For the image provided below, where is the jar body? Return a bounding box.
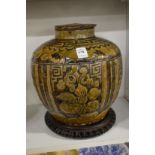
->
[31,24,122,126]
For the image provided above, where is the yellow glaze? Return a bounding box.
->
[31,23,122,126]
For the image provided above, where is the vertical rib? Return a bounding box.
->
[104,61,111,109]
[40,65,49,107]
[108,60,116,106]
[46,65,58,112]
[33,63,46,105]
[112,57,122,102]
[100,61,108,109]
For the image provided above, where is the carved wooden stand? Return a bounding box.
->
[45,108,116,139]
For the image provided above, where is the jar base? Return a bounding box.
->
[45,108,116,139]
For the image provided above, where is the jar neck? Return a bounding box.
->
[55,28,95,39]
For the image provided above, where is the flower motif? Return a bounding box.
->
[69,84,76,93]
[64,74,76,87]
[86,78,94,87]
[79,74,94,87]
[80,75,88,85]
[88,88,101,101]
[56,92,76,103]
[75,84,88,97]
[57,66,102,115]
[71,65,78,73]
[73,72,80,82]
[56,80,66,91]
[86,100,99,113]
[93,80,99,87]
[79,67,88,75]
[75,84,88,106]
[59,102,81,114]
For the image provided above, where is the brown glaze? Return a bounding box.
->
[31,23,122,126]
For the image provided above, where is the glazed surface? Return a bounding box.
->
[31,27,122,126]
[32,37,121,63]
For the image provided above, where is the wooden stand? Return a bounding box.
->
[45,108,116,139]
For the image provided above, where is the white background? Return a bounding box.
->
[0,0,155,155]
[27,0,127,36]
[26,1,129,151]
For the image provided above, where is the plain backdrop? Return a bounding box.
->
[0,0,155,155]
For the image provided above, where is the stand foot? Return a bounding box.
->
[45,108,116,139]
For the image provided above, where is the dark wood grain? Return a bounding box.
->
[45,108,116,139]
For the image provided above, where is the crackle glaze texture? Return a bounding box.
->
[31,23,122,126]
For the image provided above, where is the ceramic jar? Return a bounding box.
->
[31,23,122,126]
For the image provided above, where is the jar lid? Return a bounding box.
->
[55,23,96,31]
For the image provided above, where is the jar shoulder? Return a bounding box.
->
[32,37,121,64]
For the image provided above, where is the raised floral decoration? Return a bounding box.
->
[56,66,101,115]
